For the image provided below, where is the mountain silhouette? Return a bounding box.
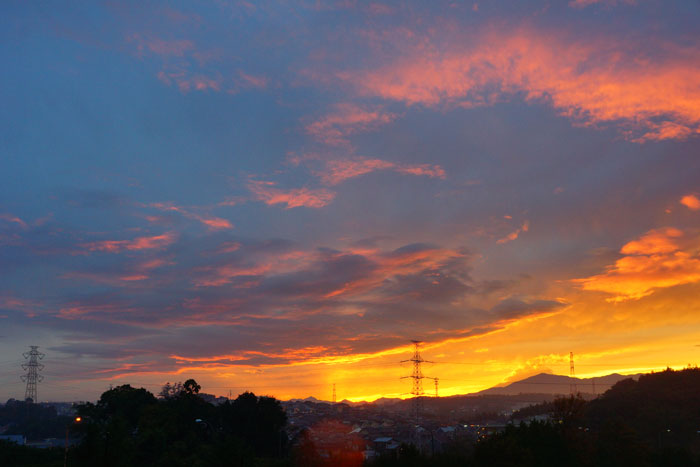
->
[476,372,640,396]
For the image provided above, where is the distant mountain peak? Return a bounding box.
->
[477,372,641,396]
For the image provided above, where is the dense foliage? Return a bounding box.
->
[71,380,287,467]
[0,440,63,467]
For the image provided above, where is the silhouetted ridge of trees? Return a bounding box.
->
[585,367,700,446]
[72,380,288,467]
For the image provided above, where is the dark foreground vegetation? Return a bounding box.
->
[73,379,287,466]
[2,368,700,466]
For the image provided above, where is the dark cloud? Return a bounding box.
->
[6,227,557,372]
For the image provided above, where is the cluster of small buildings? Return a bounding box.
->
[282,399,499,461]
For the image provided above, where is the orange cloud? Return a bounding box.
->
[574,228,700,301]
[394,164,446,178]
[497,220,530,244]
[317,157,445,185]
[82,232,176,253]
[680,194,700,211]
[248,180,335,208]
[305,103,397,146]
[619,227,682,255]
[345,26,700,142]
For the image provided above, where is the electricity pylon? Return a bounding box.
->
[569,351,576,395]
[21,346,44,403]
[401,341,436,423]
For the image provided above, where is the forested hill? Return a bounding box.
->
[584,367,700,445]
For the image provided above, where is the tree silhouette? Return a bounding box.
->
[183,379,201,395]
[71,380,287,466]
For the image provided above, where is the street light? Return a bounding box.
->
[64,416,82,467]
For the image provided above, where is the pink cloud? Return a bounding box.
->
[159,72,221,93]
[200,217,234,230]
[305,103,397,146]
[146,38,194,57]
[315,157,446,185]
[368,3,393,15]
[128,34,194,57]
[57,303,138,320]
[344,26,700,142]
[0,213,27,228]
[61,258,170,285]
[395,164,446,179]
[319,158,395,184]
[248,180,336,208]
[322,244,468,299]
[0,296,43,317]
[193,242,466,299]
[149,203,233,230]
[238,71,268,89]
[194,249,316,287]
[569,0,637,8]
[82,232,176,253]
[217,242,242,253]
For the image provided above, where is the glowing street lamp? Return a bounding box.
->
[64,416,82,467]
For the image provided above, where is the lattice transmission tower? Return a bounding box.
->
[401,340,436,422]
[569,351,576,395]
[21,346,44,403]
[332,383,336,403]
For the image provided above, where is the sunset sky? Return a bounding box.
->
[2,0,700,402]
